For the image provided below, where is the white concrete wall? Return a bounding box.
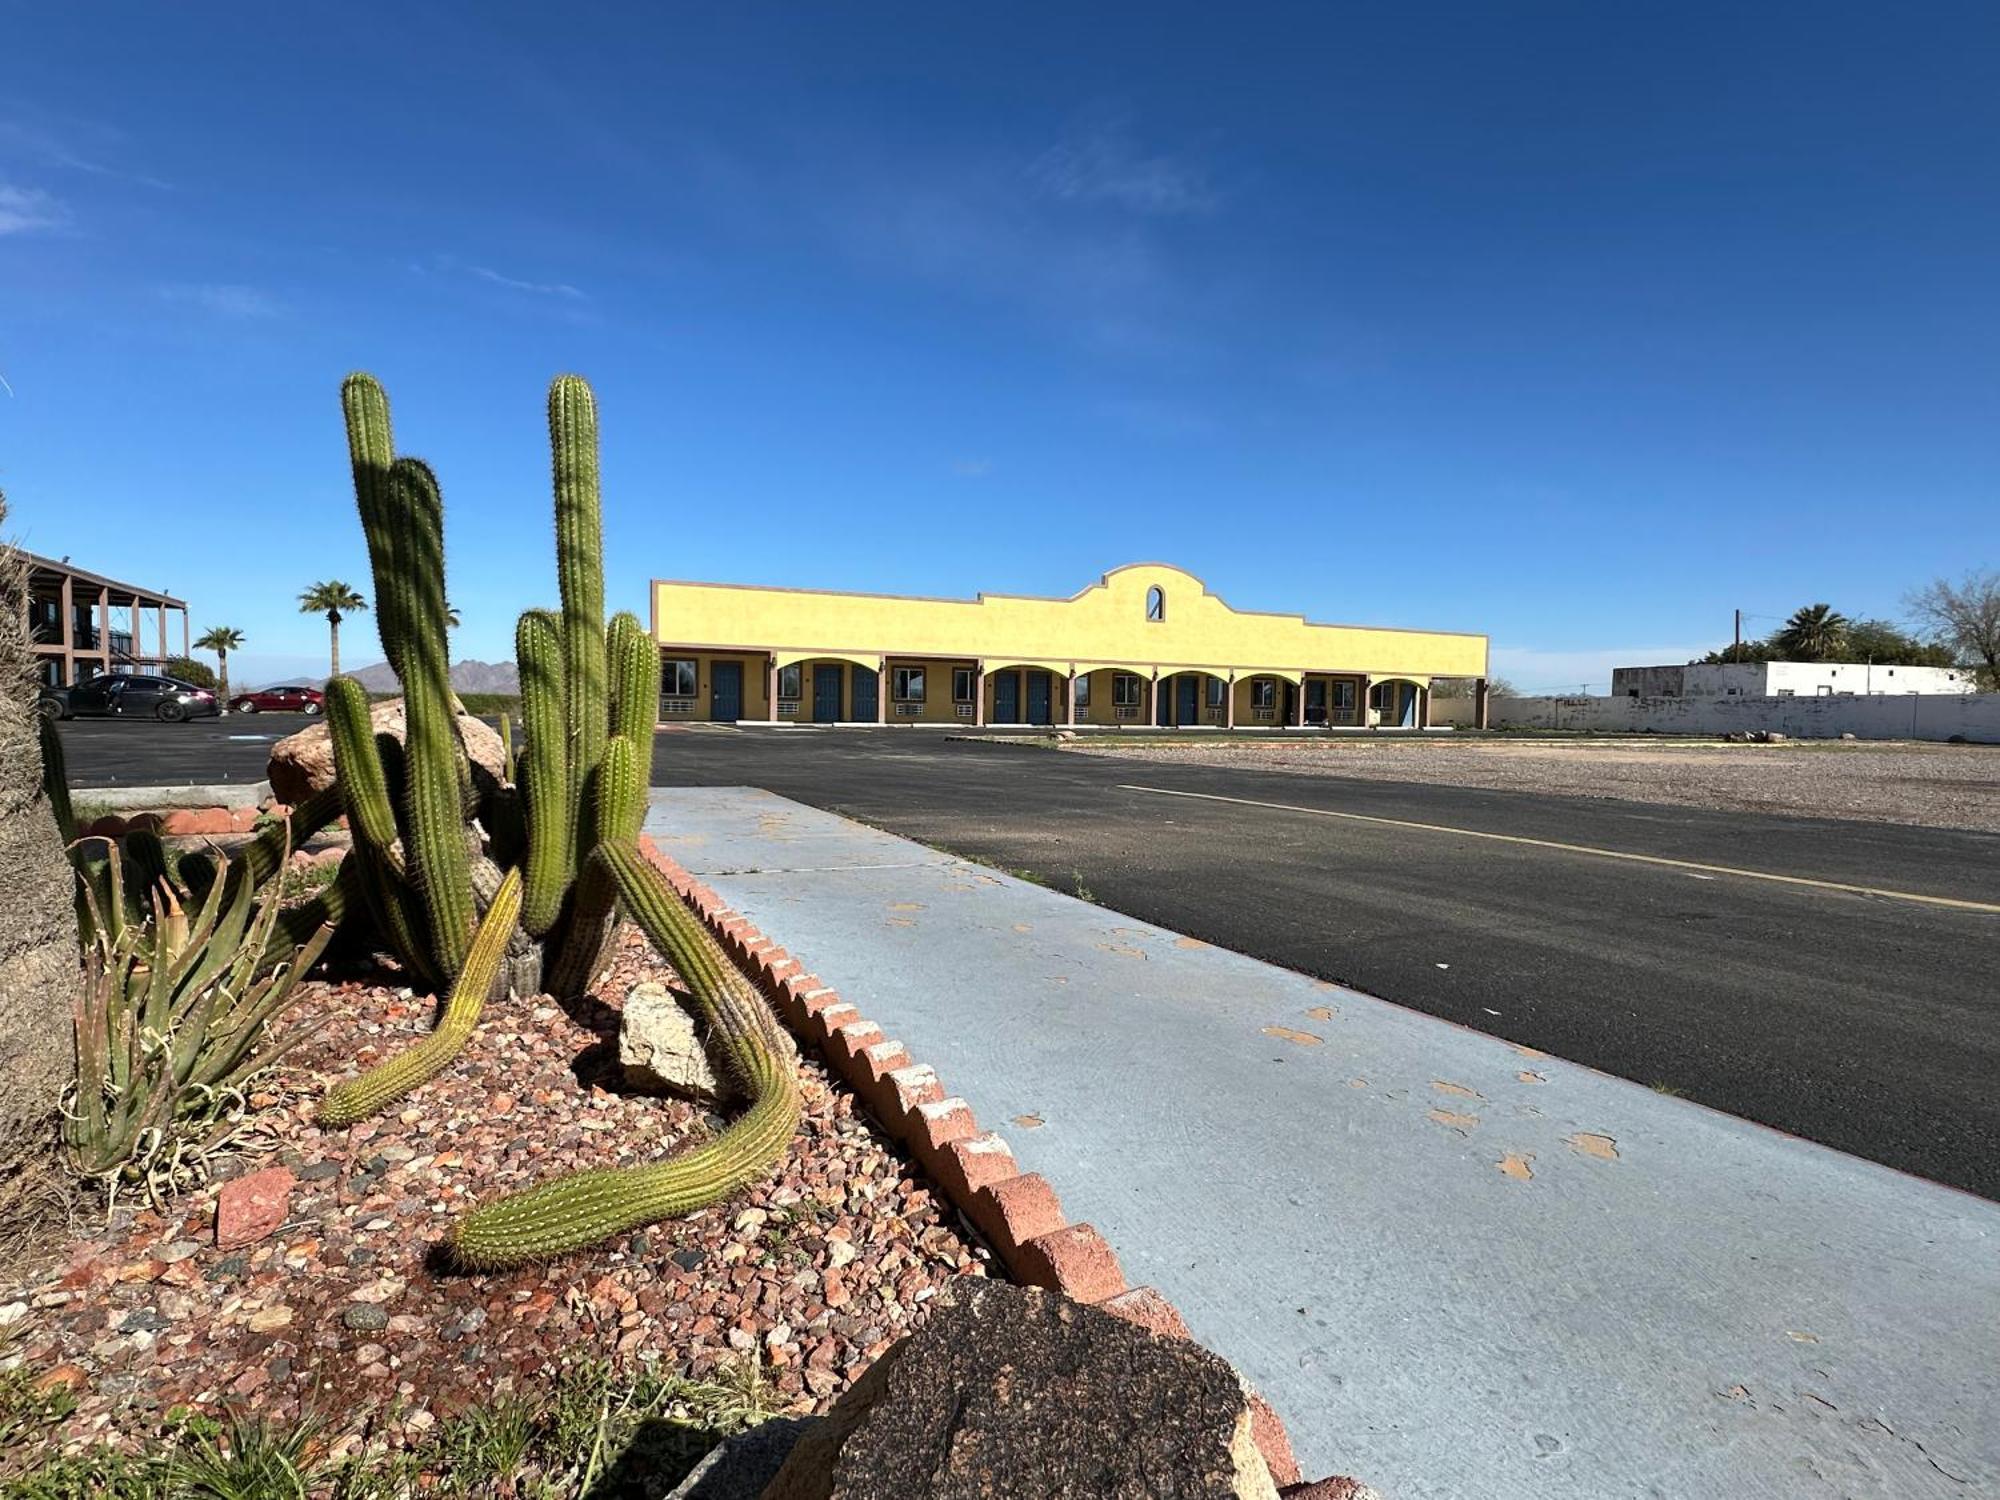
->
[1488,693,2000,743]
[1614,662,1979,698]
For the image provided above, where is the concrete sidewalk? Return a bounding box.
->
[646,787,1999,1500]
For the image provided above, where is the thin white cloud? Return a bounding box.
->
[161,283,283,319]
[468,264,586,300]
[0,183,68,235]
[0,114,172,189]
[951,458,994,479]
[1028,118,1216,217]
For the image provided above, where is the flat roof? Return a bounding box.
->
[18,550,186,608]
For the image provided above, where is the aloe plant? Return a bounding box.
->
[67,841,335,1200]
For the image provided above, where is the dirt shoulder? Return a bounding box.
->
[1065,735,2000,833]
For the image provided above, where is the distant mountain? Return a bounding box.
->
[345,659,520,695]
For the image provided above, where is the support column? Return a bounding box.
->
[1066,670,1077,726]
[181,608,190,660]
[1360,674,1373,729]
[97,588,110,673]
[767,657,779,723]
[1296,673,1308,728]
[131,600,142,665]
[1146,671,1158,728]
[975,661,986,727]
[157,603,168,663]
[1225,673,1236,730]
[1475,677,1491,730]
[877,657,887,725]
[59,574,74,685]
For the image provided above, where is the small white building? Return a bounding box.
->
[1611,661,1979,699]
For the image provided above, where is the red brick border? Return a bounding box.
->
[634,833,1317,1491]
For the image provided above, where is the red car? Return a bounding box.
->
[230,683,325,715]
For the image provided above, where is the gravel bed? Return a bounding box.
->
[1068,737,2000,833]
[0,923,987,1459]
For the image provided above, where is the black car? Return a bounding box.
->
[40,673,221,723]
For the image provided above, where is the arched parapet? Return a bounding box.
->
[773,649,882,672]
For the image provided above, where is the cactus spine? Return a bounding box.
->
[319,867,520,1128]
[452,844,797,1267]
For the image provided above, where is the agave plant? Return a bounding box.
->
[66,839,334,1202]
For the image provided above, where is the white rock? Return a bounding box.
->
[619,981,733,1102]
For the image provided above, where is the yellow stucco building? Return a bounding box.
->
[648,562,1489,730]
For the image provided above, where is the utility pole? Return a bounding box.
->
[1734,608,1742,658]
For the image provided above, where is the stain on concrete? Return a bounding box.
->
[1565,1132,1620,1160]
[1498,1152,1535,1181]
[1305,1005,1337,1022]
[1011,923,1033,934]
[1427,1108,1479,1133]
[1511,1043,1548,1060]
[1787,1331,1820,1344]
[1312,979,1338,992]
[885,916,917,928]
[1517,1070,1546,1085]
[1012,1113,1045,1129]
[1432,1080,1484,1101]
[887,901,926,912]
[1262,1025,1324,1047]
[1098,942,1149,960]
[1174,935,1210,950]
[1347,1078,1368,1088]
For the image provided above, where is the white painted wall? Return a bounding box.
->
[1487,693,2000,743]
[1611,661,1979,698]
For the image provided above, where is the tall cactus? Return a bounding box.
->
[314,371,798,1265]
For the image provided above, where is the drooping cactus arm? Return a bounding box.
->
[318,866,521,1128]
[324,676,401,864]
[450,842,798,1268]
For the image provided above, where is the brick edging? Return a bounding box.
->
[634,834,1309,1490]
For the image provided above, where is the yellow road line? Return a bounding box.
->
[1116,784,2000,915]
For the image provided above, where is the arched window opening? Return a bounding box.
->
[1146,585,1166,622]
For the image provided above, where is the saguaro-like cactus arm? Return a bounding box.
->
[516,607,571,936]
[545,734,650,1000]
[388,457,476,980]
[318,866,521,1128]
[606,611,660,764]
[551,374,607,853]
[450,842,798,1267]
[324,676,402,863]
[342,373,409,676]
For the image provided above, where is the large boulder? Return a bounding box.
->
[620,979,733,1102]
[760,1280,1280,1500]
[266,696,505,806]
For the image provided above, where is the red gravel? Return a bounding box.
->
[1,924,987,1455]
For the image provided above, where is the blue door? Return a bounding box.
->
[851,665,878,722]
[1026,671,1052,725]
[1176,675,1199,726]
[813,665,843,723]
[710,661,742,722]
[993,671,1020,724]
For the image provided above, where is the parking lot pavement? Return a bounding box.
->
[54,716,297,790]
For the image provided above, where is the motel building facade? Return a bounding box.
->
[648,562,1490,731]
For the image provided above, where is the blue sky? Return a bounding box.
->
[3,3,1995,691]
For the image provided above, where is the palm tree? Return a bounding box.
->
[298,581,367,679]
[1773,603,1850,663]
[446,601,461,629]
[192,625,245,708]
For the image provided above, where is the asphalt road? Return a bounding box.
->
[61,718,2000,1198]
